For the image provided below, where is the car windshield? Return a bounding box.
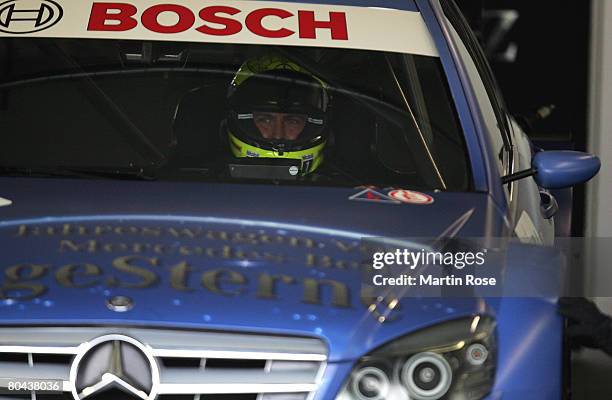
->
[0,39,470,190]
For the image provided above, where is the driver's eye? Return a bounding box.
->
[254,116,272,125]
[284,116,306,126]
[285,118,301,125]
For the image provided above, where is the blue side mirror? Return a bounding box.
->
[532,151,601,189]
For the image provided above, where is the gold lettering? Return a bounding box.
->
[141,227,162,236]
[221,245,233,259]
[4,264,48,281]
[205,230,230,241]
[107,256,159,288]
[305,254,359,270]
[258,234,278,245]
[55,224,88,235]
[234,249,248,260]
[14,225,54,236]
[306,254,333,268]
[59,240,98,253]
[303,278,351,308]
[262,252,285,264]
[232,232,258,244]
[202,269,247,296]
[0,264,49,300]
[15,224,29,237]
[102,242,129,252]
[204,246,239,259]
[152,244,167,254]
[93,225,112,235]
[333,240,360,252]
[168,227,202,239]
[55,264,101,288]
[60,224,74,235]
[131,242,151,253]
[170,261,194,291]
[288,236,315,248]
[333,259,358,270]
[179,246,193,256]
[256,274,295,299]
[112,226,140,235]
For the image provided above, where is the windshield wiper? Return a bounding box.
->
[0,166,158,180]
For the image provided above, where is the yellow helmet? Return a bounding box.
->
[226,55,329,174]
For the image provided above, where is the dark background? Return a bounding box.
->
[457,6,612,399]
[458,0,592,235]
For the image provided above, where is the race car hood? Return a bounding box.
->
[0,178,500,361]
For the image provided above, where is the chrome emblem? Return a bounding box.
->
[70,335,160,400]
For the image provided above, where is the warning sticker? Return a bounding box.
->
[349,188,401,204]
[387,189,434,205]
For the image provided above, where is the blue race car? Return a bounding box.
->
[0,0,600,399]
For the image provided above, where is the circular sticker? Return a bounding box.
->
[388,190,434,205]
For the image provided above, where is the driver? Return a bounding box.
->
[225,55,330,175]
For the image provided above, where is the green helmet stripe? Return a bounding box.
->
[228,131,325,174]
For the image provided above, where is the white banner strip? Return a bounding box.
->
[0,0,439,56]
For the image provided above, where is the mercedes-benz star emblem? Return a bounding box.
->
[70,335,160,400]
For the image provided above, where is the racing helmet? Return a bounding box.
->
[226,55,330,174]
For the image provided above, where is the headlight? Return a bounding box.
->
[336,316,496,400]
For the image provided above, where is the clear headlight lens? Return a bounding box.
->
[336,316,496,400]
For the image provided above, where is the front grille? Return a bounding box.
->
[0,327,327,400]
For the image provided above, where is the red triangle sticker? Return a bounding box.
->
[349,188,401,204]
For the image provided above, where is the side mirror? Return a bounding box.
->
[502,151,601,189]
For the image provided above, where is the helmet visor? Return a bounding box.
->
[228,69,328,152]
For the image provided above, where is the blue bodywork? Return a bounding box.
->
[0,1,575,399]
[533,150,601,189]
[0,180,562,399]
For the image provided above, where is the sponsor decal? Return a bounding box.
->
[349,188,401,204]
[0,255,401,317]
[87,3,348,40]
[387,189,434,205]
[0,197,12,207]
[0,0,63,34]
[301,154,314,171]
[0,0,439,57]
[0,223,404,321]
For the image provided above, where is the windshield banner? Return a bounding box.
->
[0,0,439,56]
